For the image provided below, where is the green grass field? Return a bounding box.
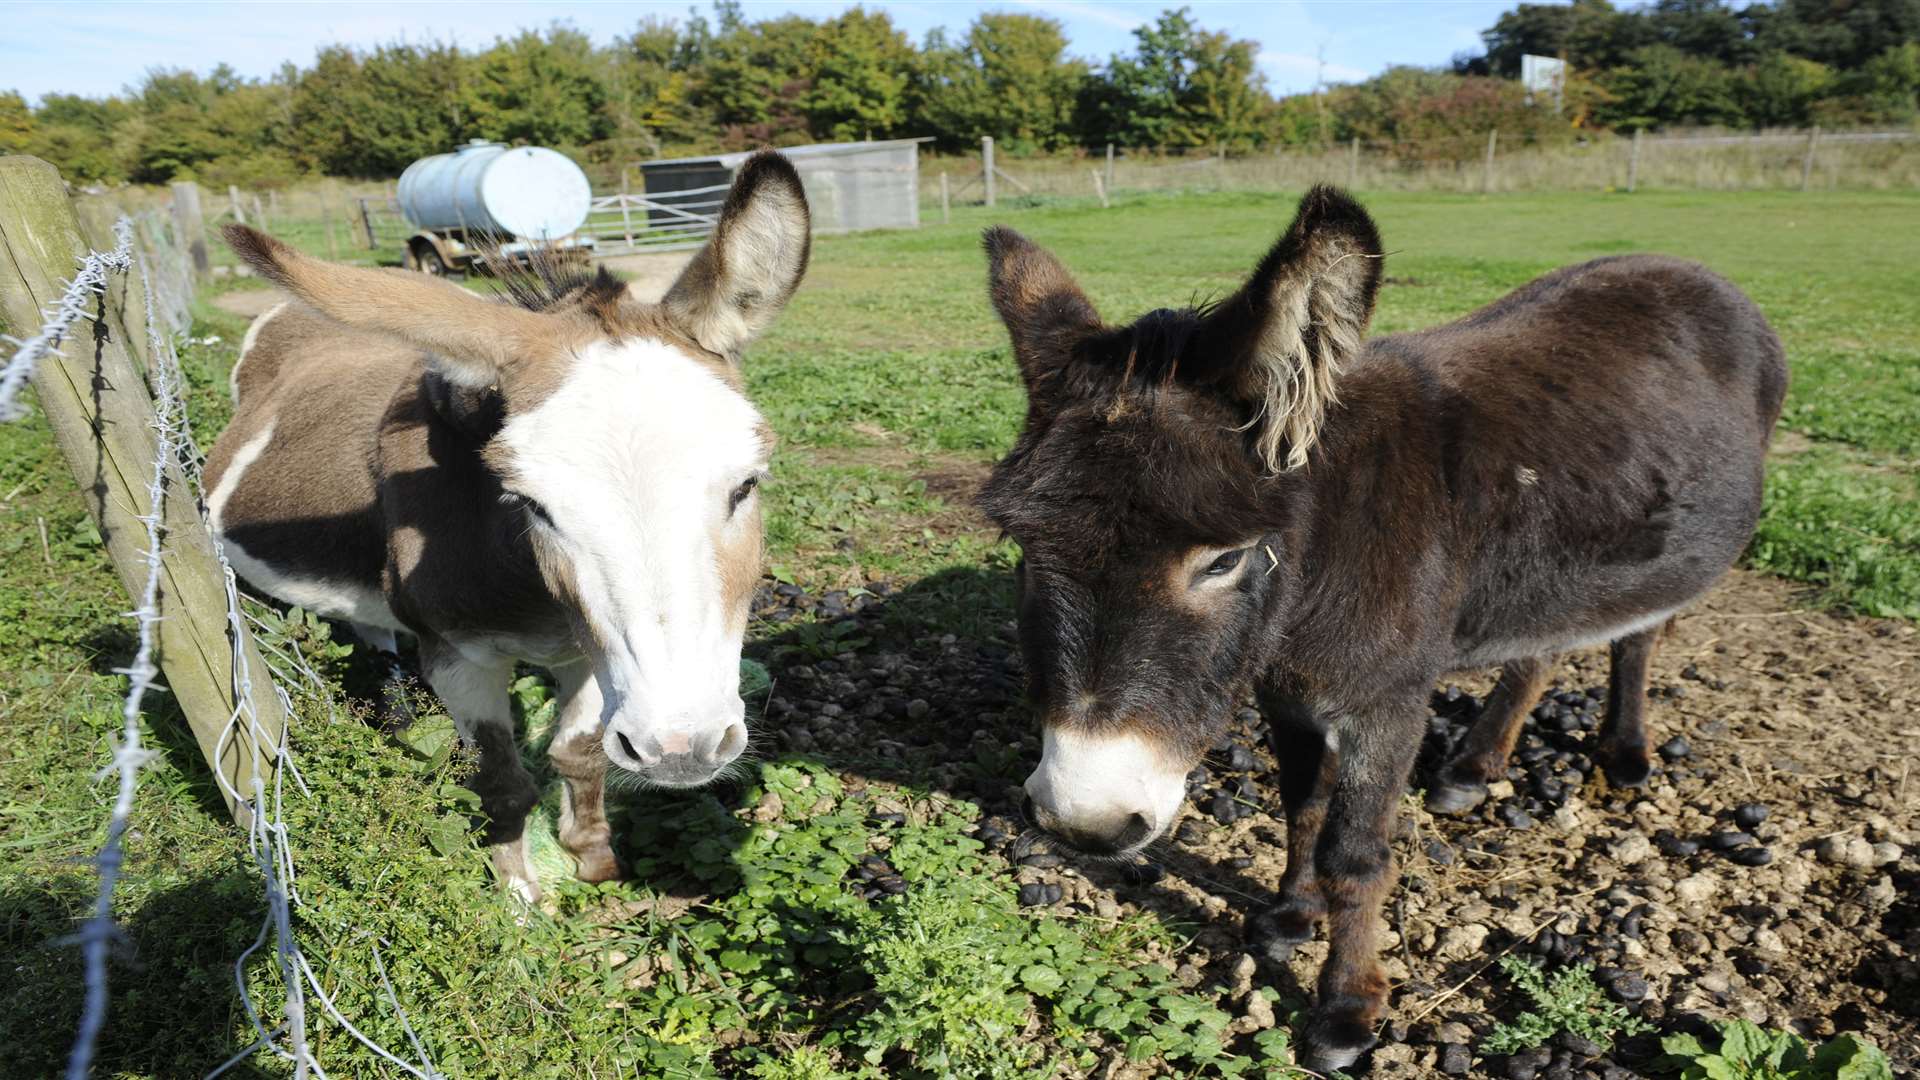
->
[2,187,1915,1078]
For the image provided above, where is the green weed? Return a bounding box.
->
[1482,954,1654,1057]
[1660,1019,1893,1080]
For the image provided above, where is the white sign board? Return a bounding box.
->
[1521,54,1566,111]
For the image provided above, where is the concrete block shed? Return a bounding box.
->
[638,139,930,234]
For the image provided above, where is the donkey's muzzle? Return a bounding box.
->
[1024,794,1155,857]
[605,718,748,787]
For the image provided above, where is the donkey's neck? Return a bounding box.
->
[374,370,569,645]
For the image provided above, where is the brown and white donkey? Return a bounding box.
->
[979,186,1786,1069]
[205,152,810,904]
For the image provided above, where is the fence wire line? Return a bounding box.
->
[1,213,438,1079]
[0,220,135,420]
[54,218,164,1080]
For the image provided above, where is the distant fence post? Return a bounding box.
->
[0,156,286,827]
[983,136,996,208]
[1627,129,1642,193]
[1090,169,1109,208]
[1800,126,1820,192]
[357,197,377,249]
[619,167,636,247]
[1348,137,1359,189]
[170,181,209,282]
[228,184,247,226]
[1482,129,1498,194]
[1105,142,1115,191]
[940,172,951,224]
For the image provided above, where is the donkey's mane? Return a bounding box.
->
[476,243,627,316]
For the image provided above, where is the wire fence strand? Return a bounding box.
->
[4,211,437,1080]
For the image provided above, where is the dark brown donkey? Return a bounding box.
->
[978,187,1786,1069]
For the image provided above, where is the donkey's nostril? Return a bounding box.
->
[1115,812,1154,851]
[615,731,641,763]
[713,722,747,762]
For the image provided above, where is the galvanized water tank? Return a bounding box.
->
[396,141,592,239]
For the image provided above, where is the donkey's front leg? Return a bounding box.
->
[1302,698,1425,1073]
[420,638,542,904]
[547,661,621,883]
[1246,681,1336,961]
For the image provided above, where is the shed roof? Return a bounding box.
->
[639,138,932,170]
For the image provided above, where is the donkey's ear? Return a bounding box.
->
[222,224,557,387]
[983,226,1103,393]
[1193,185,1382,471]
[662,151,811,361]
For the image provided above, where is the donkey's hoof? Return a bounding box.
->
[1425,778,1490,815]
[571,845,623,884]
[1301,1003,1379,1072]
[1247,901,1321,963]
[1601,746,1654,789]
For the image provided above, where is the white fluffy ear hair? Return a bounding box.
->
[1194,185,1384,472]
[661,151,813,362]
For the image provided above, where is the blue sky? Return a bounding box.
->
[5,1,1518,104]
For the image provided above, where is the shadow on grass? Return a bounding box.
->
[0,870,284,1079]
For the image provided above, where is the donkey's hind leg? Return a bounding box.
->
[1426,655,1553,815]
[420,638,542,904]
[547,661,621,883]
[1599,622,1668,788]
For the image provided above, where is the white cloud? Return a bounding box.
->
[1259,50,1369,88]
[1006,0,1146,33]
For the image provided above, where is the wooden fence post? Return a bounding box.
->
[357,197,377,249]
[0,157,286,828]
[228,184,247,226]
[170,181,209,282]
[983,136,996,208]
[940,172,951,224]
[1800,126,1820,192]
[619,167,636,247]
[70,197,152,375]
[1105,142,1115,191]
[1090,169,1110,208]
[1482,129,1499,194]
[1627,129,1642,193]
[1348,136,1359,189]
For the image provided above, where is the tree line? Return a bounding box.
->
[1,0,1915,187]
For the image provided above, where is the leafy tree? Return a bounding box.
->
[913,13,1086,151]
[290,43,474,177]
[800,7,915,141]
[0,91,32,154]
[1745,50,1835,126]
[1595,43,1746,129]
[606,16,704,155]
[468,27,611,148]
[1081,8,1273,151]
[695,12,815,144]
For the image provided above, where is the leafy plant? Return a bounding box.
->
[1660,1021,1892,1080]
[1482,954,1653,1056]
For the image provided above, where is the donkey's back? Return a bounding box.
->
[1355,254,1787,668]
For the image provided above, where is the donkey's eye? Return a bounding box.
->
[1203,549,1246,577]
[504,491,554,527]
[728,476,760,515]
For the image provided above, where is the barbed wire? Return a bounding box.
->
[0,220,135,420]
[4,212,437,1079]
[55,218,165,1080]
